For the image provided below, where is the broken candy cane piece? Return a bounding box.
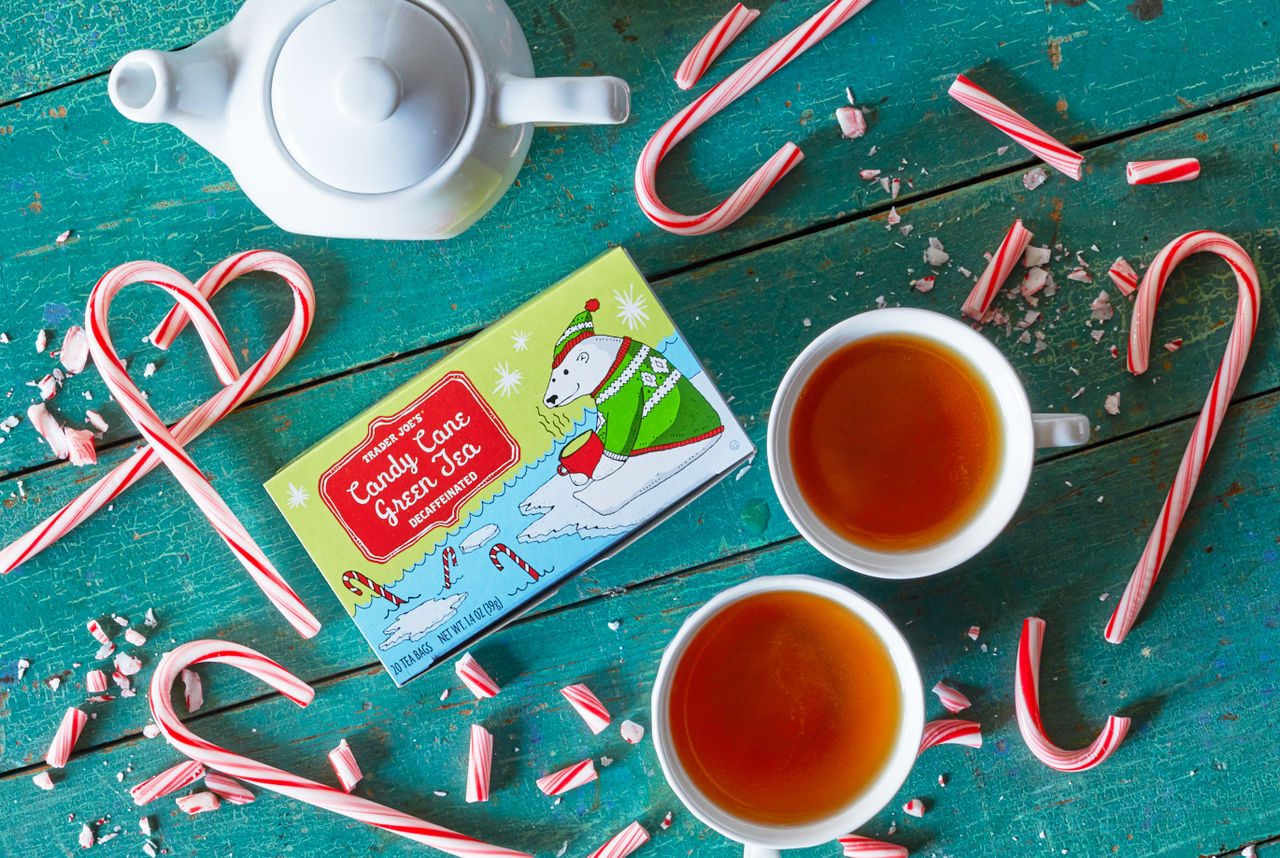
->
[860,168,881,180]
[1022,166,1048,190]
[65,428,98,467]
[28,402,70,458]
[1126,158,1200,185]
[465,725,492,803]
[962,220,1033,321]
[125,628,147,647]
[917,719,982,756]
[967,625,980,641]
[1107,231,1261,644]
[838,834,907,858]
[85,409,109,433]
[86,669,108,694]
[1105,393,1121,416]
[95,640,115,660]
[181,668,204,712]
[115,651,143,676]
[585,822,649,858]
[536,759,598,796]
[45,707,88,768]
[836,106,867,139]
[561,683,612,734]
[1016,618,1129,771]
[454,652,500,699]
[659,812,673,831]
[176,790,221,815]
[17,658,30,679]
[1108,257,1139,296]
[674,3,761,91]
[947,73,1084,179]
[143,723,161,739]
[60,326,90,374]
[1165,338,1183,352]
[204,772,255,805]
[1024,244,1051,267]
[35,329,48,353]
[144,608,159,628]
[636,0,878,235]
[328,739,363,793]
[131,760,206,805]
[620,719,645,745]
[902,798,925,817]
[32,771,55,791]
[931,681,971,714]
[79,823,95,849]
[86,619,112,645]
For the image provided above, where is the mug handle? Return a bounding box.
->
[744,847,781,858]
[1032,413,1091,448]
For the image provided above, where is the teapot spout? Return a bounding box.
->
[495,74,630,128]
[109,38,231,158]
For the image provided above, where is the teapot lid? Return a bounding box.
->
[271,0,471,195]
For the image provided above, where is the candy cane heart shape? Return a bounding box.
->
[1106,231,1261,645]
[635,0,878,235]
[150,641,531,858]
[85,262,321,639]
[0,252,315,579]
[1015,618,1130,772]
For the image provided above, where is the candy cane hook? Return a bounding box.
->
[635,0,878,235]
[150,641,530,857]
[1106,231,1261,644]
[489,544,542,582]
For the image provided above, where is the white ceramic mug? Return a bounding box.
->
[650,575,925,856]
[768,307,1090,579]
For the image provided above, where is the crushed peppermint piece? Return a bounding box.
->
[1068,267,1093,283]
[923,237,949,267]
[439,688,450,701]
[1022,167,1049,190]
[17,658,30,679]
[1,414,20,433]
[27,402,70,458]
[879,177,891,194]
[35,330,48,354]
[1164,338,1183,352]
[967,626,980,641]
[66,428,98,467]
[1021,268,1049,296]
[903,798,926,817]
[1090,291,1114,322]
[33,771,55,790]
[143,362,157,378]
[911,276,935,293]
[607,620,621,631]
[60,327,90,373]
[859,168,881,180]
[997,145,1010,155]
[112,671,132,693]
[661,812,673,830]
[111,615,129,627]
[182,668,204,712]
[890,177,901,199]
[95,641,115,660]
[85,410,108,433]
[124,628,147,647]
[835,105,866,139]
[86,670,108,693]
[78,823,95,849]
[143,723,160,739]
[114,652,143,676]
[176,791,220,815]
[1091,329,1106,343]
[1105,393,1121,415]
[140,818,153,836]
[1024,245,1052,267]
[887,206,900,226]
[144,609,158,628]
[48,677,62,691]
[143,841,158,858]
[620,719,646,745]
[938,773,949,787]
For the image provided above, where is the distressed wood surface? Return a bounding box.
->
[1,0,1279,856]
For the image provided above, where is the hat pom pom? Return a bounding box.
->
[585,299,600,312]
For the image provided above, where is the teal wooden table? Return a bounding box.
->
[2,1,1278,856]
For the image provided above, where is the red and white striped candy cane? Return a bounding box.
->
[560,683,612,734]
[1016,618,1129,771]
[586,822,649,858]
[535,759,598,796]
[838,835,907,858]
[442,547,458,589]
[1105,231,1261,644]
[45,707,88,768]
[948,74,1084,180]
[489,544,542,582]
[455,653,501,699]
[636,0,878,235]
[149,640,531,858]
[328,739,363,792]
[1126,158,1200,185]
[465,725,493,803]
[674,3,760,91]
[83,261,320,639]
[962,219,1033,321]
[931,681,971,714]
[86,619,111,645]
[0,252,315,582]
[1108,257,1139,296]
[917,719,981,756]
[204,772,255,805]
[342,569,408,607]
[130,760,206,805]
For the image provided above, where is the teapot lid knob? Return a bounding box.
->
[270,0,472,195]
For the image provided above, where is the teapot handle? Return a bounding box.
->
[495,74,630,128]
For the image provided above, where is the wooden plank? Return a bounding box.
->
[3,385,1279,856]
[3,77,1277,478]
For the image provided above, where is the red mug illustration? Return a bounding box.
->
[558,431,604,484]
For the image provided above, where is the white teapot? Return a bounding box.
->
[107,0,630,240]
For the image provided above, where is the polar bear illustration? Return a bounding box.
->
[540,299,724,516]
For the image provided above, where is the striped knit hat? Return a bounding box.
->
[552,299,600,368]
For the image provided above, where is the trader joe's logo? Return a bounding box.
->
[319,372,520,563]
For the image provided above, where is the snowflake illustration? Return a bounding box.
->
[493,361,523,398]
[285,482,310,509]
[511,329,531,352]
[614,283,650,331]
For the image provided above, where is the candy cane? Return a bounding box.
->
[130,760,206,805]
[204,772,255,805]
[328,739,363,792]
[149,640,531,858]
[489,544,542,582]
[1016,618,1129,771]
[560,683,612,734]
[838,835,907,858]
[636,0,878,235]
[1126,159,1200,185]
[674,4,760,91]
[1106,231,1260,644]
[962,219,1033,321]
[931,681,971,714]
[83,261,320,639]
[45,707,88,768]
[86,669,109,694]
[442,548,457,589]
[454,653,501,699]
[0,252,315,582]
[465,725,493,803]
[947,74,1084,180]
[342,569,408,608]
[586,822,649,858]
[535,759,598,796]
[917,719,981,756]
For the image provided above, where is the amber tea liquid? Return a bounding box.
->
[788,333,1003,551]
[667,591,902,825]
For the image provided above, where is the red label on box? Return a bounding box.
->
[318,372,520,564]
